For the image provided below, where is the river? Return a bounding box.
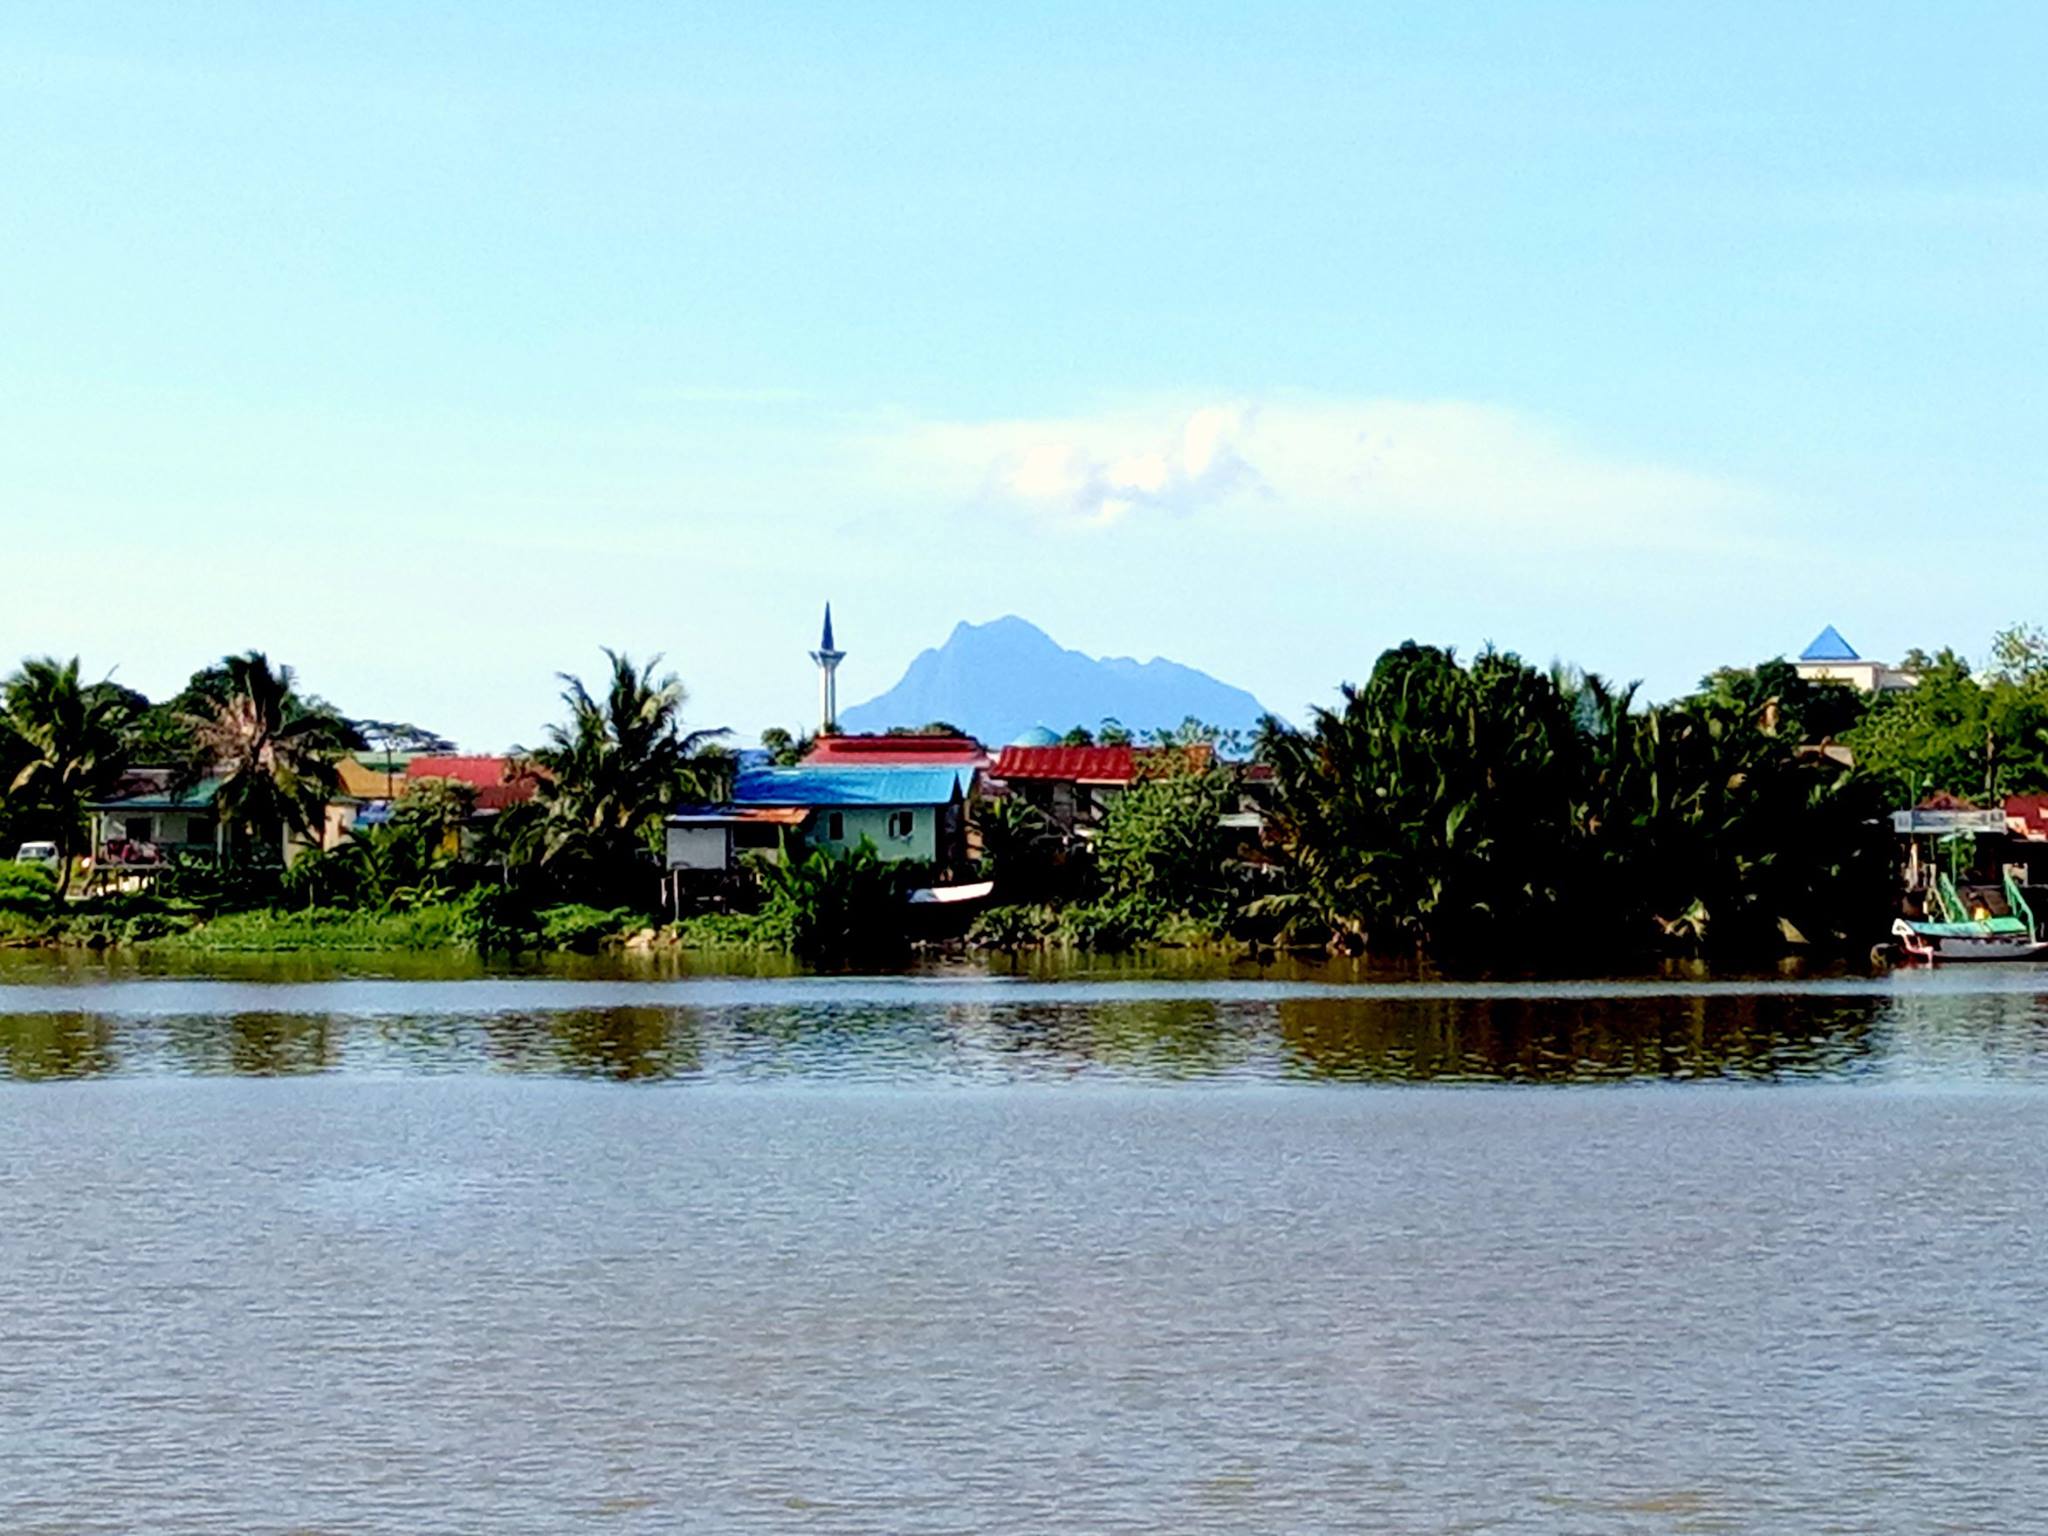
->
[3,956,2044,1532]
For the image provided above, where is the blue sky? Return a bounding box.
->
[4,3,2043,747]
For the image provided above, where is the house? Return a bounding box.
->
[86,771,225,870]
[1793,626,1918,694]
[309,755,418,850]
[986,741,1214,839]
[1890,793,2044,905]
[403,755,543,813]
[666,764,975,875]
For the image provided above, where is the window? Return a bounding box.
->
[124,817,153,844]
[186,816,216,847]
[888,810,915,839]
[825,812,844,841]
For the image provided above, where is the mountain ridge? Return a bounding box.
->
[837,616,1270,744]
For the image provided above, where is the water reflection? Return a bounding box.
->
[6,978,2048,1085]
[511,1006,704,1082]
[156,1012,341,1076]
[1275,994,1885,1082]
[0,1011,114,1081]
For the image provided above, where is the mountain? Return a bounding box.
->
[837,616,1272,745]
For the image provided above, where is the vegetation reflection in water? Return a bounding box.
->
[12,984,2048,1084]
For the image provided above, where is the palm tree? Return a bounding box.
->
[525,650,727,897]
[178,652,361,863]
[2,657,137,895]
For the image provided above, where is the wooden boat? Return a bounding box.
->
[1891,873,2048,963]
[1891,918,2048,962]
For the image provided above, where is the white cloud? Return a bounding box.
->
[863,395,1771,551]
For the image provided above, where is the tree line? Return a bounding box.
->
[7,628,2047,960]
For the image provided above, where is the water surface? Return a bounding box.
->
[4,963,2044,1532]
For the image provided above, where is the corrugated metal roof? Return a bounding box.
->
[731,765,971,807]
[991,745,1137,783]
[668,806,809,826]
[803,734,988,766]
[89,775,224,811]
[407,755,527,787]
[990,744,1216,783]
[472,780,539,811]
[337,757,409,799]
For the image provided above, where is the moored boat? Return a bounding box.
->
[1891,873,2047,963]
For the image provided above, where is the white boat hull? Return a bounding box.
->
[1892,920,2048,963]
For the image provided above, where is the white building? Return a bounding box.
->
[1792,625,1918,693]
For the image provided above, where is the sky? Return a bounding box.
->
[4,3,2045,749]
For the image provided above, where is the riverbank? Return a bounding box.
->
[0,890,1259,963]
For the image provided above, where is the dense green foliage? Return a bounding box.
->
[1843,627,2048,803]
[1257,644,1893,957]
[1,658,139,893]
[751,838,913,963]
[1093,760,1245,922]
[0,862,58,917]
[282,779,476,910]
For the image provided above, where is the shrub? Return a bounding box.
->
[535,903,637,952]
[675,908,795,951]
[968,903,1058,951]
[0,862,58,915]
[166,904,474,952]
[1050,894,1169,952]
[752,838,912,963]
[448,884,543,953]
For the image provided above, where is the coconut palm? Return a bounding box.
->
[1,657,138,895]
[524,650,727,897]
[178,652,361,862]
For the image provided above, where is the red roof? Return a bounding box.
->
[407,755,541,808]
[407,755,523,787]
[992,744,1218,784]
[2007,795,2048,842]
[473,780,539,811]
[804,734,989,767]
[992,745,1139,783]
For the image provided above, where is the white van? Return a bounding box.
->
[12,842,60,871]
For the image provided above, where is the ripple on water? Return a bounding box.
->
[4,971,2048,1083]
[2,975,2047,1532]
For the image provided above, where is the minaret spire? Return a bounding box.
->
[809,602,846,735]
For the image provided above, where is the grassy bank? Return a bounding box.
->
[160,905,476,952]
[0,878,645,955]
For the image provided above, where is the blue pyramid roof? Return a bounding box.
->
[1799,625,1859,662]
[1010,724,1061,747]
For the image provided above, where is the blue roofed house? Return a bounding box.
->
[1792,625,1919,694]
[665,764,976,878]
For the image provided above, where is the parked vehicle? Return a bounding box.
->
[12,841,61,872]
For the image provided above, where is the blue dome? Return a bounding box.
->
[1010,724,1061,747]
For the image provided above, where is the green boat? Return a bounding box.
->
[1892,873,2047,963]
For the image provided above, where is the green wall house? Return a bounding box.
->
[666,765,975,875]
[86,772,226,868]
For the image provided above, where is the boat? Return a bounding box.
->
[1891,872,2048,963]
